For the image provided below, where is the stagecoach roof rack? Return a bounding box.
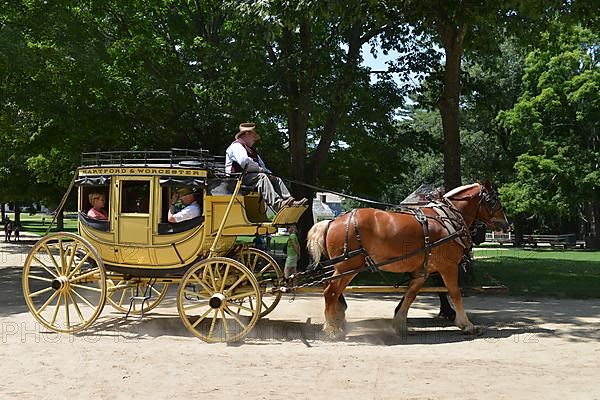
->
[401,184,444,206]
[80,148,226,171]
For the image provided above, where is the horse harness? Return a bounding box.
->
[314,201,472,284]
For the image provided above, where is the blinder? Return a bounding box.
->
[470,220,487,245]
[481,187,500,213]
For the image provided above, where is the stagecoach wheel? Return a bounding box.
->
[177,257,262,343]
[22,232,106,334]
[236,247,283,318]
[106,276,169,314]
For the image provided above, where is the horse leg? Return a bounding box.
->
[337,294,348,329]
[438,267,483,335]
[394,274,456,321]
[323,274,354,340]
[392,274,426,336]
[432,273,456,321]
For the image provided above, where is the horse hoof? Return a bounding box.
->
[392,319,408,337]
[438,310,456,322]
[322,326,345,341]
[462,325,486,336]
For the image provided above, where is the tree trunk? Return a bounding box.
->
[587,201,600,250]
[14,203,20,224]
[1,203,5,222]
[56,210,64,232]
[436,23,467,191]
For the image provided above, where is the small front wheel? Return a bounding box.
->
[177,257,261,343]
[236,247,283,317]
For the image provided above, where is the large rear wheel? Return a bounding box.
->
[22,232,106,333]
[177,257,261,343]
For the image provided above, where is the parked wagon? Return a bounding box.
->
[22,149,308,343]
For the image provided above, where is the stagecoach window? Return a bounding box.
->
[80,186,110,216]
[121,181,150,214]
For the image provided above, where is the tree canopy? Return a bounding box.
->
[0,1,598,246]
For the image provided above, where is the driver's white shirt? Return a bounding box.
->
[225,141,270,174]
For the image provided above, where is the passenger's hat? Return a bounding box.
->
[176,187,194,196]
[235,122,257,139]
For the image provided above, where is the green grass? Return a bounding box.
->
[237,235,289,252]
[472,249,600,299]
[10,212,78,236]
[347,248,600,299]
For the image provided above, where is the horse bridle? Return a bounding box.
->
[446,184,504,222]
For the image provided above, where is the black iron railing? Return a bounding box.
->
[80,148,225,171]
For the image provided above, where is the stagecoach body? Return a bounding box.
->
[22,150,308,343]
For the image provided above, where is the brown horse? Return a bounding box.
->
[307,181,509,339]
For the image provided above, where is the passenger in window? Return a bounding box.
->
[168,187,201,223]
[87,192,108,220]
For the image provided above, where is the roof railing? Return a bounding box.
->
[80,149,225,171]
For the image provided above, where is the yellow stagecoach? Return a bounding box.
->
[22,149,308,343]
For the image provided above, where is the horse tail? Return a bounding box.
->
[307,220,331,266]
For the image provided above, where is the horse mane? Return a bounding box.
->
[443,183,479,199]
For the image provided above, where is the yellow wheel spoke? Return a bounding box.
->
[50,293,62,326]
[65,242,79,276]
[28,275,54,283]
[67,253,90,279]
[116,286,129,307]
[206,264,218,291]
[29,286,54,298]
[58,239,67,275]
[219,264,231,292]
[226,301,256,315]
[71,288,95,309]
[71,283,102,293]
[150,285,166,297]
[183,300,210,311]
[68,292,85,324]
[37,290,60,313]
[69,268,99,283]
[43,244,62,276]
[191,273,214,295]
[190,307,213,329]
[249,254,259,272]
[226,275,247,294]
[224,307,248,329]
[228,290,259,301]
[220,309,230,341]
[183,289,210,299]
[64,290,71,328]
[208,310,218,338]
[31,256,58,279]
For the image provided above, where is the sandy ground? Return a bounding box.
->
[1,234,600,400]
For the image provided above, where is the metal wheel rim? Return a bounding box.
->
[22,232,106,333]
[177,257,262,343]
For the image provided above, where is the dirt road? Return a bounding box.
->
[1,237,599,399]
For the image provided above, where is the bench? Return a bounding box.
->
[520,234,577,248]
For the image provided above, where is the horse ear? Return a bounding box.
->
[483,179,492,189]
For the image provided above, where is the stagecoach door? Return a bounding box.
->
[115,177,152,246]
